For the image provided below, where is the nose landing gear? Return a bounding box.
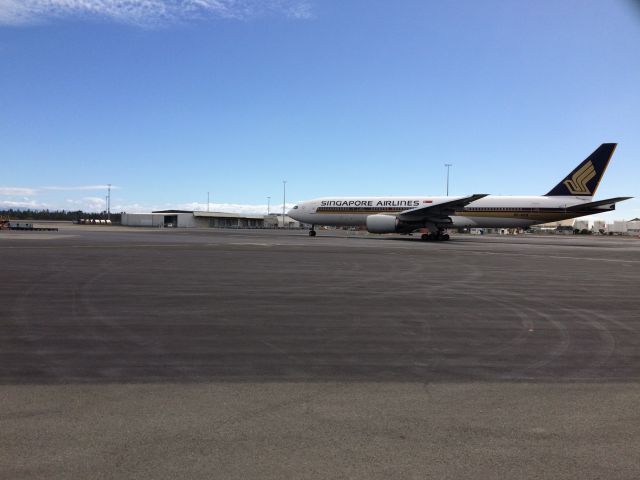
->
[309,225,316,237]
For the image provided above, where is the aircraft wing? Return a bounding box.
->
[566,196,632,210]
[398,194,489,221]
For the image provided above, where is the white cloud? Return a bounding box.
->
[1,184,118,195]
[110,202,149,213]
[66,196,107,211]
[105,201,294,214]
[43,184,119,191]
[0,199,49,209]
[0,185,117,212]
[0,187,38,196]
[178,201,294,215]
[282,1,312,19]
[0,0,313,26]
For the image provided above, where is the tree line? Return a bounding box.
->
[0,209,122,223]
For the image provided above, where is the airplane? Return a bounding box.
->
[287,143,631,241]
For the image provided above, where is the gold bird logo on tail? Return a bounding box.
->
[563,160,596,195]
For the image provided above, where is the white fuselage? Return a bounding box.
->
[288,195,598,229]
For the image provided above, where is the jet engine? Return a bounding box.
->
[366,214,407,234]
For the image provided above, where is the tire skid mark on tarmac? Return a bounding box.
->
[390,301,441,382]
[469,285,577,379]
[303,254,484,367]
[468,279,638,381]
[578,309,640,375]
[368,261,486,381]
[4,231,639,384]
[328,258,484,383]
[572,309,617,376]
[270,252,446,376]
[594,309,639,334]
[427,283,574,380]
[514,308,572,375]
[467,291,536,353]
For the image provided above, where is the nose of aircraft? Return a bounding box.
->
[287,205,300,220]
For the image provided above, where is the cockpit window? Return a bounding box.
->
[293,205,299,209]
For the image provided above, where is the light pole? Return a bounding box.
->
[444,164,452,196]
[267,196,271,215]
[282,180,287,228]
[207,192,210,212]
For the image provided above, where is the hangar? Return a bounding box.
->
[120,210,300,229]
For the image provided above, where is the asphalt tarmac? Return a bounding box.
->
[2,226,639,479]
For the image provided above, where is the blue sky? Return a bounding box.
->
[1,0,639,220]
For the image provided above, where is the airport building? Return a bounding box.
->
[120,210,301,229]
[533,218,640,235]
[592,220,606,233]
[626,218,640,233]
[573,220,590,231]
[264,213,302,229]
[608,220,629,234]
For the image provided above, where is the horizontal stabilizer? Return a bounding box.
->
[567,196,632,210]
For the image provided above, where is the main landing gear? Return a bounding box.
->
[420,231,450,241]
[309,225,317,237]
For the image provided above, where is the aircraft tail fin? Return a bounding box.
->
[545,143,617,197]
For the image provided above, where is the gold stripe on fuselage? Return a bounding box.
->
[456,211,581,221]
[316,208,585,222]
[316,209,407,214]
